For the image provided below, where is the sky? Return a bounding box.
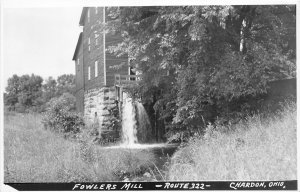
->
[2,7,82,88]
[1,0,297,90]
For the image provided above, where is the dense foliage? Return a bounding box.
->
[4,74,43,112]
[42,93,84,137]
[103,5,296,141]
[4,74,75,112]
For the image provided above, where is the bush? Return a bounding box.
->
[42,93,84,137]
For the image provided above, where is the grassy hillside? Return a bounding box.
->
[4,102,297,182]
[4,112,156,182]
[168,102,297,180]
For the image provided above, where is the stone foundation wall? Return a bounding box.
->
[84,86,118,134]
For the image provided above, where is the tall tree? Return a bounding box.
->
[5,74,43,112]
[56,74,75,96]
[42,77,57,103]
[5,75,21,110]
[105,5,295,139]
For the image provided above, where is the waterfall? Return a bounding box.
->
[135,101,152,143]
[121,92,138,146]
[121,92,152,146]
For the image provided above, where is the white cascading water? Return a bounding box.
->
[116,92,171,149]
[135,101,151,142]
[121,92,138,146]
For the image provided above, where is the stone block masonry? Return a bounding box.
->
[84,86,118,134]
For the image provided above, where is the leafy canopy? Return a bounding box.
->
[104,6,295,136]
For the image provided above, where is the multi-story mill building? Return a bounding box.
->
[72,7,132,134]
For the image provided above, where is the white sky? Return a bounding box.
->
[1,0,297,90]
[2,7,82,88]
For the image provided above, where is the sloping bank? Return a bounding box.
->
[168,102,296,180]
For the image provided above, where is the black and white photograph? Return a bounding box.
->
[1,0,298,191]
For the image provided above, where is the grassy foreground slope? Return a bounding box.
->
[4,112,155,182]
[168,103,297,181]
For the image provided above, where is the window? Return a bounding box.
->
[77,58,80,72]
[88,66,91,80]
[88,38,91,51]
[95,34,99,46]
[95,61,98,77]
[87,9,90,23]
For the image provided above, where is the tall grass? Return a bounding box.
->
[4,112,155,182]
[168,102,297,181]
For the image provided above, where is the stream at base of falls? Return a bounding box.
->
[103,143,179,181]
[103,93,179,181]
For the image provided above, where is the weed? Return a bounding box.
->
[168,102,297,180]
[4,112,156,182]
